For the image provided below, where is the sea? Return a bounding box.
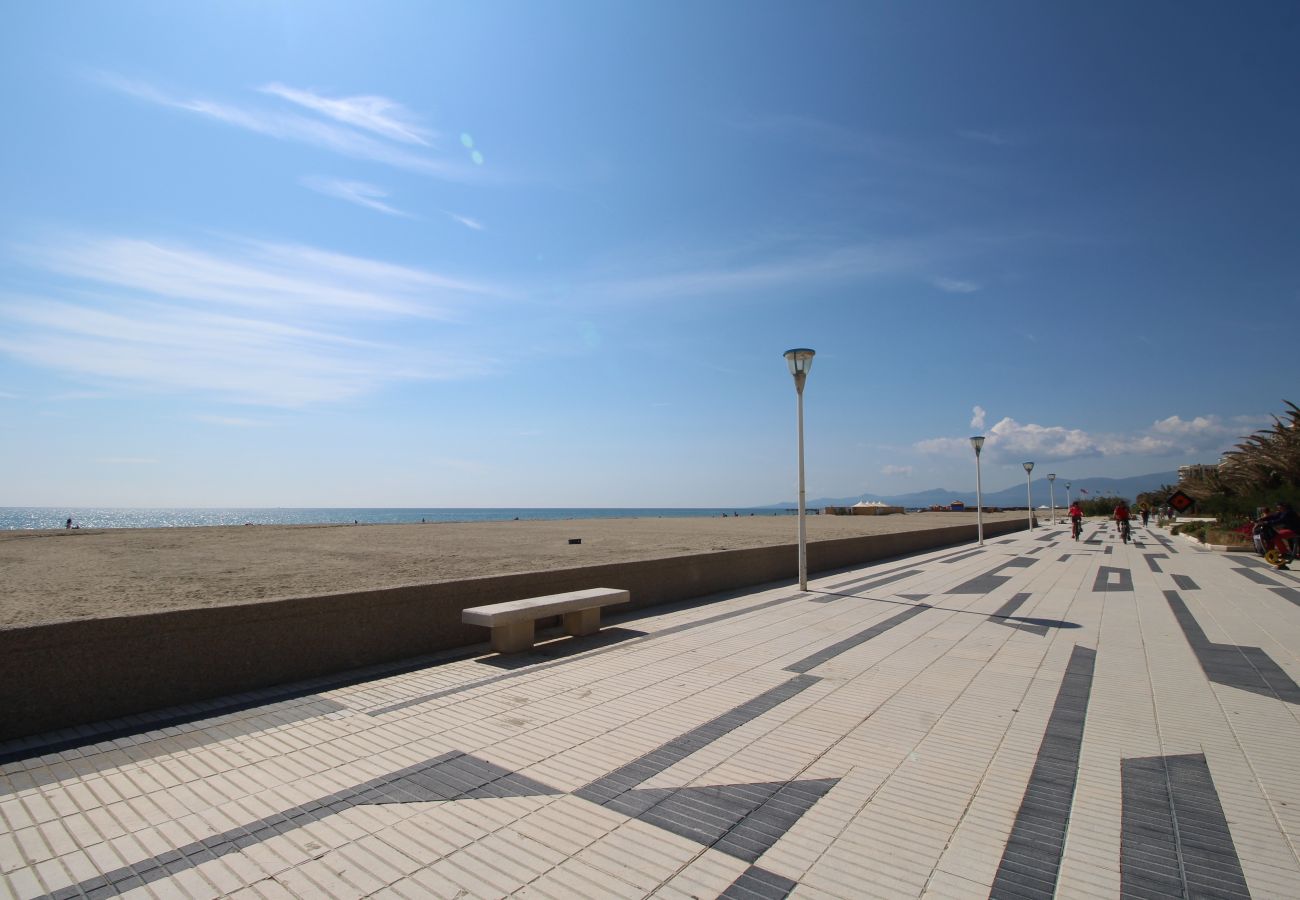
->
[0,507,780,531]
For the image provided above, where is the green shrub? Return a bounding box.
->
[1171,521,1210,542]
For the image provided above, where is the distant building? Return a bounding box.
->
[1178,463,1218,482]
[824,501,904,516]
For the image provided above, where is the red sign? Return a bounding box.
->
[1168,490,1194,512]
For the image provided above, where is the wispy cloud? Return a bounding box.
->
[970,405,986,429]
[96,73,475,181]
[259,83,434,146]
[585,240,918,302]
[17,234,496,318]
[882,464,913,477]
[300,176,411,217]
[445,211,486,231]
[0,233,504,406]
[931,276,980,294]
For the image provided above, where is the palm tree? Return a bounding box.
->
[1220,400,1300,493]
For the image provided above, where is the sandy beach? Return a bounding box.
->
[0,511,1026,627]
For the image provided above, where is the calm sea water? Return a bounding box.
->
[0,507,780,531]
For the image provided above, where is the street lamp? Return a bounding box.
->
[1066,481,1072,509]
[1023,461,1035,530]
[1047,473,1056,525]
[784,348,815,591]
[970,436,985,546]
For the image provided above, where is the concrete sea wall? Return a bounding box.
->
[0,519,1026,741]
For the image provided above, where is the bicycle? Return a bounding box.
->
[1117,518,1131,544]
[1071,516,1082,540]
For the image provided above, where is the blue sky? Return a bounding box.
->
[2,1,1296,507]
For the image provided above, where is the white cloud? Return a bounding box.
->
[882,465,913,477]
[96,73,474,181]
[971,405,986,429]
[17,234,497,318]
[916,410,1264,464]
[1151,414,1223,436]
[445,211,486,231]
[930,276,980,293]
[985,417,1099,458]
[300,176,411,217]
[259,83,433,145]
[0,233,504,406]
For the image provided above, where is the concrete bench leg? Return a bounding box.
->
[563,607,601,637]
[491,621,535,654]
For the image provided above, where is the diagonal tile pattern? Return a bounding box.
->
[2,521,1298,899]
[1165,589,1300,704]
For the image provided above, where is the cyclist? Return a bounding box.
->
[1068,501,1084,540]
[1114,499,1132,543]
[1257,501,1300,569]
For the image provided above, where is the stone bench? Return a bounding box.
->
[462,587,630,653]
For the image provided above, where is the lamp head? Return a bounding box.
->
[1047,473,1056,482]
[783,348,815,376]
[969,435,985,455]
[1023,461,1034,474]
[783,348,815,392]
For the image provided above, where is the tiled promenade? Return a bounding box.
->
[3,521,1300,899]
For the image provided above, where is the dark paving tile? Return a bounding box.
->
[581,675,821,800]
[1235,566,1284,586]
[1166,590,1300,704]
[1272,587,1300,607]
[1143,554,1167,572]
[1121,753,1249,899]
[1092,565,1134,592]
[784,605,929,673]
[947,557,1039,594]
[720,865,798,900]
[990,645,1095,899]
[809,569,924,602]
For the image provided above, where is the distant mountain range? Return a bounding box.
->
[764,470,1179,510]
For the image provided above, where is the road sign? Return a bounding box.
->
[1168,490,1194,513]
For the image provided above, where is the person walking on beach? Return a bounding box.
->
[66,517,72,530]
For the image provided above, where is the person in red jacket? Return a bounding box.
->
[1114,500,1132,542]
[1068,501,1084,540]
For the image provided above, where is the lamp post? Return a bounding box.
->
[1023,461,1035,530]
[1066,481,1072,509]
[1047,473,1056,525]
[784,348,815,591]
[970,436,985,546]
